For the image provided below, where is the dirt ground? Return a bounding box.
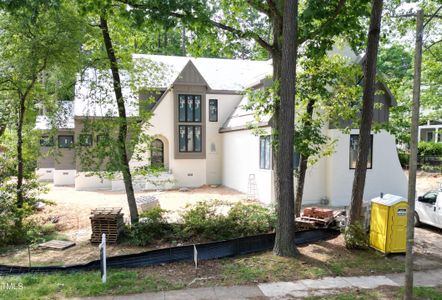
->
[414,171,441,195]
[1,172,441,269]
[37,184,247,236]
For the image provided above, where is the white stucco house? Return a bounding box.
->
[36,50,407,207]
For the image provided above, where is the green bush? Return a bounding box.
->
[127,201,276,246]
[178,201,275,242]
[128,208,173,246]
[418,142,442,156]
[397,150,409,168]
[178,201,233,241]
[0,179,49,246]
[344,222,368,249]
[227,203,276,237]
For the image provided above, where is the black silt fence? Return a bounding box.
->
[0,229,339,275]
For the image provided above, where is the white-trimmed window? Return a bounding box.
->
[260,136,271,169]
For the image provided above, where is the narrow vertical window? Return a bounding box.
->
[194,95,201,122]
[260,136,271,169]
[179,125,187,152]
[209,99,218,122]
[194,126,202,152]
[186,95,194,122]
[350,134,373,169]
[187,126,194,152]
[179,95,186,122]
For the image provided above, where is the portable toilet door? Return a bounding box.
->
[369,194,408,254]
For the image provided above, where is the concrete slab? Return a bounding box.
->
[343,275,399,289]
[413,269,442,287]
[214,285,267,299]
[258,282,308,298]
[114,292,165,300]
[164,287,216,300]
[298,277,351,290]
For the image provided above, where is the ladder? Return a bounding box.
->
[247,174,257,200]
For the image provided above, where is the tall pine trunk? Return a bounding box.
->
[16,95,26,210]
[348,0,383,225]
[295,99,314,217]
[273,0,299,257]
[100,16,139,224]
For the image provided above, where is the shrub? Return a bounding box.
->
[178,201,276,242]
[397,150,409,168]
[418,142,442,156]
[227,203,276,237]
[178,201,233,241]
[344,222,368,249]
[128,208,172,246]
[127,201,276,246]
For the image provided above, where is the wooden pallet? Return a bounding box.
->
[90,207,124,244]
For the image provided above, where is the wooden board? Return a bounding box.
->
[39,240,76,250]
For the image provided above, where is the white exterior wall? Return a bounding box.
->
[222,129,273,204]
[143,90,242,187]
[53,170,76,186]
[75,173,112,190]
[36,168,54,182]
[326,129,407,207]
[295,157,328,205]
[205,93,242,185]
[222,128,328,205]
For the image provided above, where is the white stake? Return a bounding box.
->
[193,244,198,270]
[99,233,107,284]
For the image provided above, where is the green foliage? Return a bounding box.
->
[0,179,51,246]
[179,201,276,241]
[127,208,172,246]
[418,142,442,156]
[344,222,368,250]
[126,201,276,246]
[397,150,409,168]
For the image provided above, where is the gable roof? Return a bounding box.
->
[132,54,272,92]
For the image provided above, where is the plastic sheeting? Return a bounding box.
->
[0,229,338,275]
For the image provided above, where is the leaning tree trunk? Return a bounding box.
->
[100,16,139,224]
[273,0,299,257]
[295,99,314,217]
[348,0,383,225]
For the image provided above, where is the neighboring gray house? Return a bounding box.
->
[419,120,442,143]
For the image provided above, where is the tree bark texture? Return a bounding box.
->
[272,0,299,257]
[348,0,383,225]
[100,16,139,224]
[16,95,26,209]
[404,9,423,300]
[295,99,314,217]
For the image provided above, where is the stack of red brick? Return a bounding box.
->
[303,207,333,219]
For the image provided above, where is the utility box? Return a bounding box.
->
[369,194,408,254]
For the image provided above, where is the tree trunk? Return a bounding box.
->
[295,100,314,217]
[16,95,26,210]
[348,0,383,225]
[100,15,139,224]
[404,9,424,300]
[273,0,299,257]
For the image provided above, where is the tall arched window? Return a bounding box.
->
[151,139,164,168]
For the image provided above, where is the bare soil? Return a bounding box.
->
[1,173,441,273]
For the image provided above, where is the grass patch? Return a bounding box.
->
[0,269,183,299]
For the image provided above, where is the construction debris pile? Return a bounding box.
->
[90,207,124,244]
[296,207,344,230]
